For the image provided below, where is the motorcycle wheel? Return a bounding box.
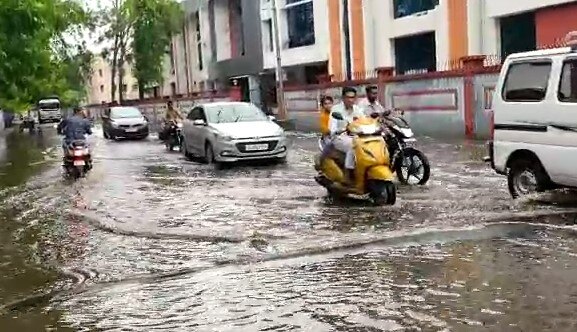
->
[368,180,396,206]
[395,147,430,185]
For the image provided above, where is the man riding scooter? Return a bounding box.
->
[57,106,93,169]
[325,87,365,185]
[160,100,183,141]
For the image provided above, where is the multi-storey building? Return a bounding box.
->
[163,0,577,103]
[86,56,140,105]
[170,0,265,105]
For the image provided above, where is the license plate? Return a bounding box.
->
[245,144,268,151]
[126,128,138,132]
[73,160,85,166]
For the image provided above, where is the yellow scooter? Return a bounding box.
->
[314,113,397,205]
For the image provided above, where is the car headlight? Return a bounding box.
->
[111,122,119,128]
[215,132,233,141]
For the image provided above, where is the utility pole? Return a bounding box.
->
[271,0,287,120]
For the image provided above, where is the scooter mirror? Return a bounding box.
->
[331,112,344,120]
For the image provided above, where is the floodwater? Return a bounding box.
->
[1,126,577,331]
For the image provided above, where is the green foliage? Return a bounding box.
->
[130,0,183,93]
[0,0,93,112]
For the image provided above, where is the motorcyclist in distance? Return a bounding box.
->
[161,100,183,140]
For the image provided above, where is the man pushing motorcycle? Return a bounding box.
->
[326,87,365,185]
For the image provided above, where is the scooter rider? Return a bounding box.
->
[57,106,93,167]
[161,100,183,140]
[328,87,365,185]
[359,85,385,117]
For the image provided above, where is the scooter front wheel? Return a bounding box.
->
[368,180,396,206]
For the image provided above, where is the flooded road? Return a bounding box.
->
[1,126,577,331]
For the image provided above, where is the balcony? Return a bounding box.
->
[393,0,439,19]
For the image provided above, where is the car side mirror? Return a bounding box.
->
[267,115,276,121]
[193,119,206,126]
[331,112,344,120]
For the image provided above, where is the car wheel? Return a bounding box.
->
[181,138,194,161]
[205,142,215,164]
[507,158,550,199]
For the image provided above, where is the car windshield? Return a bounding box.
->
[38,102,60,109]
[110,107,142,119]
[206,103,268,124]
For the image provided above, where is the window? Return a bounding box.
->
[393,0,438,19]
[170,82,176,96]
[205,104,267,124]
[122,84,127,92]
[110,107,142,119]
[286,0,315,48]
[394,32,436,74]
[559,59,577,102]
[169,42,175,70]
[194,12,203,70]
[264,19,273,52]
[188,107,205,121]
[502,61,551,102]
[500,12,536,61]
[99,69,103,77]
[99,85,104,93]
[132,84,139,91]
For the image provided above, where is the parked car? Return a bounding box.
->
[102,106,149,140]
[181,102,287,166]
[487,33,577,198]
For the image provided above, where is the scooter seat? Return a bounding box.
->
[70,140,87,147]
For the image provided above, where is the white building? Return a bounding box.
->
[360,0,577,75]
[260,0,330,80]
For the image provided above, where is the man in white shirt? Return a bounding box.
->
[328,87,366,184]
[359,85,385,117]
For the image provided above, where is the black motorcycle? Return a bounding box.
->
[374,111,430,185]
[164,121,183,151]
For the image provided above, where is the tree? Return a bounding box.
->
[0,0,93,112]
[99,0,134,102]
[130,0,183,99]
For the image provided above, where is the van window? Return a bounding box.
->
[502,62,551,102]
[558,59,577,102]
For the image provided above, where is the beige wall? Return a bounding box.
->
[86,56,141,104]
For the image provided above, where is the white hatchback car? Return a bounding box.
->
[181,102,287,166]
[488,40,577,198]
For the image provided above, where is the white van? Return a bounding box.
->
[488,38,577,198]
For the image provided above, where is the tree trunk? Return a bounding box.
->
[138,82,145,99]
[110,36,119,102]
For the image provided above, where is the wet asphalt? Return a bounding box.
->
[1,125,577,331]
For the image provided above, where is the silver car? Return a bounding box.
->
[181,102,287,165]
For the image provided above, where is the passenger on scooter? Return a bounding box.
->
[57,107,93,167]
[327,87,365,184]
[318,95,334,160]
[359,85,385,117]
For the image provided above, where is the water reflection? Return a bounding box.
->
[50,228,577,331]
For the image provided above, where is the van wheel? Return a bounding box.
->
[507,159,550,199]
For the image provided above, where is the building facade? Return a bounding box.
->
[113,0,577,104]
[86,56,141,105]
